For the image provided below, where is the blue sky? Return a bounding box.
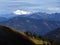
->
[0,0,60,14]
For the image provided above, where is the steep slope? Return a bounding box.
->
[0,25,35,45]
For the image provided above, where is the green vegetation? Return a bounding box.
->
[24,31,52,45]
[0,25,59,45]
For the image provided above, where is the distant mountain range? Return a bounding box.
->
[0,12,60,35]
[27,13,60,21]
[0,17,7,22]
[0,14,17,18]
[0,12,60,21]
[45,28,60,42]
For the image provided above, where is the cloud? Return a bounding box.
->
[47,7,60,11]
[0,0,60,14]
[13,10,31,15]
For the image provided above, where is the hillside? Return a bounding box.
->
[45,28,60,41]
[45,28,60,45]
[0,13,60,35]
[0,25,35,45]
[0,25,52,45]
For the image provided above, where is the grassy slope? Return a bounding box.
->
[0,25,51,45]
[0,25,35,45]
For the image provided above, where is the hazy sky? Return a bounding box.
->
[0,0,60,14]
